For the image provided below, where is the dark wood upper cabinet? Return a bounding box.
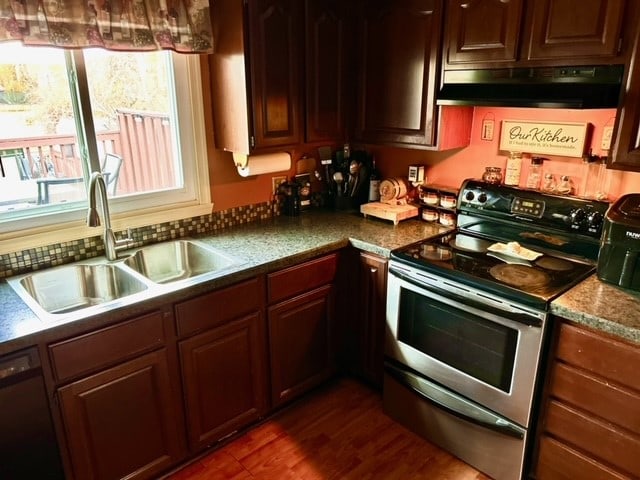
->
[209,0,302,153]
[444,0,629,69]
[526,0,625,61]
[355,0,443,147]
[304,0,352,143]
[609,14,640,171]
[248,0,302,149]
[445,0,524,65]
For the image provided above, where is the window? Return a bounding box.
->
[0,42,210,247]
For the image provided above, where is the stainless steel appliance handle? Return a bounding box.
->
[385,362,525,439]
[389,266,542,327]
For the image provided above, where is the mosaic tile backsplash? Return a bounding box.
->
[1,201,278,279]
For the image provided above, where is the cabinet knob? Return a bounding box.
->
[370,267,378,274]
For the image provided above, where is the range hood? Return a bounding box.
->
[437,65,624,109]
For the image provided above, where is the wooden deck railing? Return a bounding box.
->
[0,110,176,197]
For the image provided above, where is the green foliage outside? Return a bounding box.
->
[0,50,171,134]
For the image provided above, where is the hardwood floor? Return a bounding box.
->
[167,378,491,480]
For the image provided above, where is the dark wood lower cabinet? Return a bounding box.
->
[355,252,387,388]
[48,256,343,478]
[268,284,334,408]
[58,349,185,480]
[534,320,640,479]
[179,312,267,451]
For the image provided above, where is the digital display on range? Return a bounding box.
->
[512,197,544,217]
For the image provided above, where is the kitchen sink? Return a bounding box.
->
[123,240,239,284]
[8,238,242,322]
[11,264,148,315]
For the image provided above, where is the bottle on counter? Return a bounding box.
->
[368,158,381,202]
[581,153,601,199]
[504,151,522,186]
[525,157,544,190]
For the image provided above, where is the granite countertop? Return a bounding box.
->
[550,274,640,345]
[0,210,446,355]
[3,208,638,354]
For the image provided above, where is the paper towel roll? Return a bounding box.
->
[234,152,291,177]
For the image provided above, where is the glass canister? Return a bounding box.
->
[504,151,523,186]
[526,157,544,190]
[482,166,503,184]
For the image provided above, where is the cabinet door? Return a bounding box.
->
[355,0,443,147]
[534,321,640,479]
[248,0,302,149]
[305,0,352,143]
[180,312,267,451]
[356,252,388,388]
[526,0,625,61]
[58,349,185,480]
[610,25,640,171]
[268,284,334,408]
[445,0,523,66]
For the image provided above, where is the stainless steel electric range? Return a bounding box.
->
[383,179,610,480]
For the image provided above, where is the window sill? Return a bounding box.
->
[0,202,214,256]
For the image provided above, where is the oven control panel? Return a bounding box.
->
[458,179,610,238]
[511,198,545,218]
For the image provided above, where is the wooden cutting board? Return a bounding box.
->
[360,202,419,225]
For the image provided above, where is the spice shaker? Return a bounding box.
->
[556,175,573,195]
[542,173,556,193]
[504,152,522,186]
[526,157,544,190]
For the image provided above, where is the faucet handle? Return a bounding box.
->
[114,228,134,251]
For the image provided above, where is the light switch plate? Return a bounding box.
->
[602,126,614,150]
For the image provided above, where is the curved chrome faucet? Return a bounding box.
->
[87,172,132,261]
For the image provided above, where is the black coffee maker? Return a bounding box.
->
[597,193,640,290]
[280,181,301,216]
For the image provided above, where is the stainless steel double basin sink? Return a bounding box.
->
[8,239,242,321]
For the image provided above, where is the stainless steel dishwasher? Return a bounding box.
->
[0,346,64,479]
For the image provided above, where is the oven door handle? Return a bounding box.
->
[389,267,542,327]
[385,362,526,439]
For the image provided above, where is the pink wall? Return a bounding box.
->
[369,107,640,201]
[206,107,640,211]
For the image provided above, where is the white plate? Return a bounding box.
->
[487,241,542,261]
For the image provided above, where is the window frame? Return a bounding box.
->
[0,50,212,255]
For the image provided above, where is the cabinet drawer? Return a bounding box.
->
[537,435,628,480]
[556,322,640,392]
[49,311,166,383]
[267,254,338,304]
[549,362,640,434]
[545,400,640,477]
[175,277,264,337]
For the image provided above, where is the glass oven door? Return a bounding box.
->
[386,262,548,427]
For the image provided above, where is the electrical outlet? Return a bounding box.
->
[272,175,287,195]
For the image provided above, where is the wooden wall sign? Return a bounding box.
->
[499,120,589,157]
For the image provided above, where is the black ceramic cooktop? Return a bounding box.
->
[391,231,595,306]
